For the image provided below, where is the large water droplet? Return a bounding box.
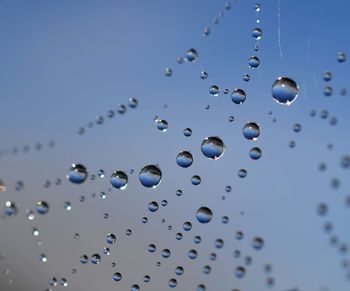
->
[156,119,168,132]
[176,151,193,168]
[231,89,246,104]
[248,56,260,68]
[252,27,263,40]
[110,171,128,190]
[196,207,213,223]
[272,77,299,105]
[90,254,101,264]
[139,165,162,188]
[36,201,49,215]
[4,201,17,217]
[185,48,198,62]
[209,85,220,96]
[243,122,261,140]
[201,137,224,159]
[67,164,88,184]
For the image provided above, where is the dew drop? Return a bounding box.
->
[185,48,198,62]
[196,207,213,223]
[36,201,49,215]
[231,89,246,104]
[248,56,260,68]
[243,122,261,140]
[209,85,220,96]
[272,77,299,105]
[252,27,263,40]
[201,136,224,159]
[110,171,128,190]
[139,165,162,188]
[67,164,88,184]
[176,151,193,168]
[249,147,262,160]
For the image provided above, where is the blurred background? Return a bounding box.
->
[0,0,349,290]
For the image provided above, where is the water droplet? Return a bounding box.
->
[185,48,198,62]
[80,255,88,264]
[148,244,156,253]
[176,151,193,168]
[254,3,261,12]
[113,272,122,282]
[169,278,177,287]
[156,119,168,132]
[36,201,49,215]
[203,27,210,36]
[161,249,171,258]
[117,104,127,114]
[209,85,220,96]
[4,201,17,217]
[252,27,263,40]
[128,98,138,108]
[40,254,47,263]
[243,74,250,82]
[323,86,333,96]
[26,209,35,220]
[177,57,184,64]
[183,128,192,137]
[337,52,346,63]
[110,171,128,190]
[188,249,198,259]
[165,67,173,77]
[67,164,88,184]
[293,123,302,132]
[139,165,162,188]
[60,278,68,287]
[183,221,192,231]
[49,277,58,286]
[175,266,184,275]
[235,266,246,278]
[243,122,261,140]
[248,56,260,68]
[107,233,116,244]
[231,89,246,104]
[272,77,299,105]
[323,71,332,82]
[249,147,262,160]
[90,254,101,264]
[200,71,208,80]
[191,175,201,185]
[252,237,264,250]
[201,136,224,159]
[64,202,71,211]
[238,169,247,178]
[196,207,213,223]
[148,201,159,212]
